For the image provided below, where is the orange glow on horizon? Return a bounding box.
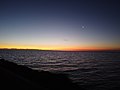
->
[0,44,119,51]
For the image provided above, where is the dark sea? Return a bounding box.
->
[0,49,120,90]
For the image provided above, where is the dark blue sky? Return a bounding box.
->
[0,0,120,50]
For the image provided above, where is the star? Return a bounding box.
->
[82,26,85,29]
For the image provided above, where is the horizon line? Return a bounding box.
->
[0,48,120,52]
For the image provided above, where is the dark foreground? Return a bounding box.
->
[0,59,84,90]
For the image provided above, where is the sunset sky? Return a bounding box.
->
[0,0,120,51]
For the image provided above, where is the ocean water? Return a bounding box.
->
[0,49,120,90]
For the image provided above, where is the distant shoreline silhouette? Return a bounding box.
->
[0,48,120,52]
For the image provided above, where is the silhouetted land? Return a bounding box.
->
[0,59,84,90]
[0,48,120,52]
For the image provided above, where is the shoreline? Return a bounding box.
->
[0,59,84,90]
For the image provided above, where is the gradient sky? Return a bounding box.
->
[0,0,120,50]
